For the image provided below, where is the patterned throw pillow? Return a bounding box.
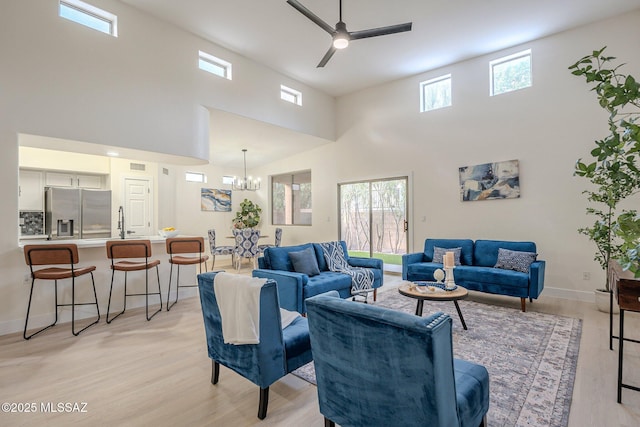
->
[494,248,537,273]
[432,246,462,265]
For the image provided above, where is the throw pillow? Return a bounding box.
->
[432,246,462,265]
[494,248,537,273]
[289,247,321,277]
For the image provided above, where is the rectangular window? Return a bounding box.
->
[420,74,451,112]
[199,51,232,80]
[272,170,311,225]
[59,0,117,37]
[280,85,302,106]
[185,172,206,183]
[490,49,532,96]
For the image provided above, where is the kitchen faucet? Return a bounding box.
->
[117,206,125,239]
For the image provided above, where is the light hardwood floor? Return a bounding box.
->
[1,266,640,427]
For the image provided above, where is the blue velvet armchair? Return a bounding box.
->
[197,271,313,419]
[306,292,490,427]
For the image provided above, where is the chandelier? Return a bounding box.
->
[232,149,261,191]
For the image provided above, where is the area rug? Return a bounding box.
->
[292,288,582,427]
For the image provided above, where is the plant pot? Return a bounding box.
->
[594,289,620,314]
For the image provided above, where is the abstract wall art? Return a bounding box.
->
[201,188,232,212]
[459,159,520,201]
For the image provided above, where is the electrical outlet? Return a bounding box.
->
[583,272,591,281]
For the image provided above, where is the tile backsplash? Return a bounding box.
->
[20,211,44,236]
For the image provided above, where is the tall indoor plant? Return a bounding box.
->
[569,47,640,309]
[232,199,262,229]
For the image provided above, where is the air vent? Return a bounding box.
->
[163,168,169,175]
[130,163,146,171]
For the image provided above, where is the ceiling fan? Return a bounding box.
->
[286,0,413,68]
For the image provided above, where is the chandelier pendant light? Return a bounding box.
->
[232,149,261,191]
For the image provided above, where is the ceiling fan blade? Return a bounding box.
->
[317,46,337,68]
[287,0,335,35]
[349,22,412,40]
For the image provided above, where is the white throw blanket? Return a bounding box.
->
[214,272,265,345]
[213,273,301,345]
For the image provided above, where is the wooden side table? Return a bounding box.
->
[610,261,640,403]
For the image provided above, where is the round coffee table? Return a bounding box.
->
[398,282,469,330]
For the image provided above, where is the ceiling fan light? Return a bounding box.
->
[333,35,349,49]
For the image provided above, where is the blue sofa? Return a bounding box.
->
[403,238,545,311]
[306,291,490,427]
[253,241,383,314]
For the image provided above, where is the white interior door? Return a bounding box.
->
[124,177,152,237]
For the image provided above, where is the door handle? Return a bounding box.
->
[404,220,408,232]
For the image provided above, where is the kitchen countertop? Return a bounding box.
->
[18,235,167,249]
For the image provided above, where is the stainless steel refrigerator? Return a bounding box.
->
[45,187,112,239]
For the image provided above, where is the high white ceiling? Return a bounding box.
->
[121,0,640,97]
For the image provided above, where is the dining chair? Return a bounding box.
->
[234,228,261,271]
[166,236,209,311]
[207,229,235,269]
[23,244,100,339]
[106,239,162,323]
[258,227,282,253]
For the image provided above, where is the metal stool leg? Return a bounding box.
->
[71,272,101,336]
[23,279,59,340]
[167,263,177,311]
[106,269,127,324]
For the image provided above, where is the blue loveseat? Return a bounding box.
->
[253,241,383,314]
[403,238,545,311]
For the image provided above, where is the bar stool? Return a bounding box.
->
[166,236,210,311]
[23,244,100,340]
[106,239,162,323]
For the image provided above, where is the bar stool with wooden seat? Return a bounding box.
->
[166,236,210,311]
[23,243,100,340]
[106,239,162,323]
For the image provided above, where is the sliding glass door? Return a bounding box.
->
[339,177,408,270]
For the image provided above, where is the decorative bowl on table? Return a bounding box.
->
[159,229,179,238]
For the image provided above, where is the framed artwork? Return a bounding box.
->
[201,188,232,212]
[459,159,520,201]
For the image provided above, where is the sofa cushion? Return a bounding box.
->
[304,272,353,299]
[289,247,321,276]
[453,359,491,427]
[433,246,462,265]
[264,243,316,272]
[473,240,536,268]
[424,239,474,265]
[494,248,537,273]
[455,265,529,288]
[405,262,443,282]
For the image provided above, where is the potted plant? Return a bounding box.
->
[569,47,640,311]
[232,199,262,229]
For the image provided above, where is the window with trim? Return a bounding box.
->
[490,49,532,96]
[272,171,311,225]
[59,0,117,36]
[420,74,451,112]
[199,51,232,80]
[280,85,302,106]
